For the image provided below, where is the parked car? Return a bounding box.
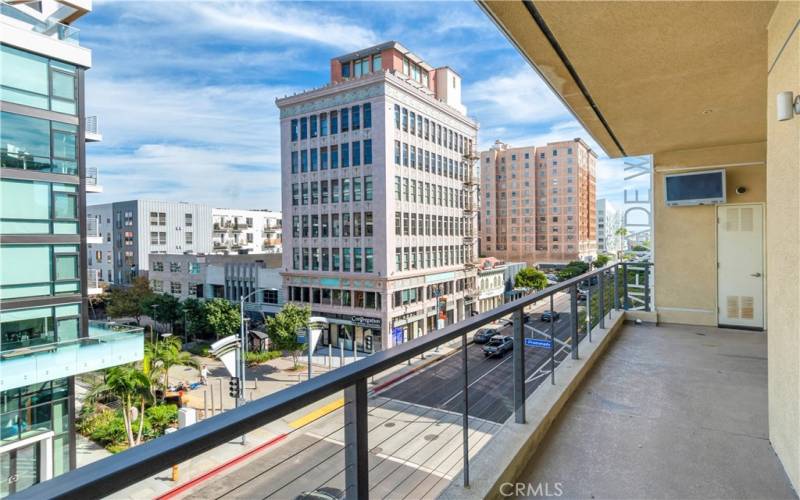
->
[482,335,514,357]
[497,318,513,328]
[296,487,344,500]
[576,290,588,301]
[541,310,561,322]
[474,327,501,344]
[580,276,599,287]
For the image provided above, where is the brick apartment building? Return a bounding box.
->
[480,139,597,268]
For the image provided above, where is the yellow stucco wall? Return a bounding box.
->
[767,1,800,491]
[653,143,766,325]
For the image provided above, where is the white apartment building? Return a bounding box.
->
[212,208,282,255]
[277,41,479,353]
[87,200,212,285]
[476,257,506,313]
[596,198,621,254]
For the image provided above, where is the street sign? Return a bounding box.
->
[524,338,552,349]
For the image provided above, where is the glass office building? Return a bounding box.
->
[0,1,143,496]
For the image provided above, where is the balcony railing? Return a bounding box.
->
[0,321,144,392]
[86,215,100,237]
[0,1,80,45]
[17,263,651,499]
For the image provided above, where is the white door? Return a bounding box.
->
[717,204,764,328]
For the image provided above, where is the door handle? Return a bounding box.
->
[750,272,762,277]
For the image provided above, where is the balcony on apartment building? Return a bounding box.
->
[86,267,102,295]
[85,115,102,142]
[86,214,101,243]
[0,321,144,393]
[1,0,89,50]
[85,166,102,192]
[18,263,797,500]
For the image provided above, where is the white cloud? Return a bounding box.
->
[85,75,290,209]
[187,2,381,51]
[464,66,573,127]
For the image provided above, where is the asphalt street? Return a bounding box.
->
[379,312,577,424]
[186,293,601,499]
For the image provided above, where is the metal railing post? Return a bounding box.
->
[512,307,525,424]
[345,379,369,500]
[613,264,620,310]
[549,294,555,385]
[587,285,592,343]
[644,264,651,312]
[623,263,630,310]
[461,333,469,487]
[599,271,605,330]
[570,284,579,360]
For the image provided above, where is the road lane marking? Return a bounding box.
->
[525,343,570,383]
[441,353,513,407]
[305,432,456,480]
[289,398,344,429]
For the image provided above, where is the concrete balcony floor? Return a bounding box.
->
[515,322,797,499]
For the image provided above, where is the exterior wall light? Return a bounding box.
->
[777,91,800,121]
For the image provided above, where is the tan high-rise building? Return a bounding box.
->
[480,139,597,268]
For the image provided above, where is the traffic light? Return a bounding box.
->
[229,377,240,398]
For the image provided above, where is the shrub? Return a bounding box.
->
[186,343,211,357]
[245,350,282,366]
[146,404,178,434]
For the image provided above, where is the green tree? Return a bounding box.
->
[148,337,200,388]
[615,227,628,253]
[514,268,548,290]
[557,260,591,281]
[142,293,183,332]
[266,304,311,369]
[182,298,207,340]
[106,277,154,325]
[632,244,649,252]
[86,365,152,447]
[203,298,240,339]
[593,254,611,268]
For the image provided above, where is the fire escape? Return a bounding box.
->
[462,148,480,312]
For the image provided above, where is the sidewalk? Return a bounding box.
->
[107,344,464,499]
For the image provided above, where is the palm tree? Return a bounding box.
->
[150,337,201,388]
[614,227,628,255]
[87,365,152,447]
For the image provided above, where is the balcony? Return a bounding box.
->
[86,215,101,243]
[85,116,103,142]
[16,263,665,499]
[501,322,795,500]
[0,321,144,392]
[86,166,102,193]
[0,1,81,45]
[87,268,103,295]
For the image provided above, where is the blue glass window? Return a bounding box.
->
[331,111,338,134]
[321,148,328,170]
[310,149,318,171]
[290,119,298,141]
[363,103,372,128]
[301,150,308,172]
[341,143,350,168]
[300,117,307,140]
[331,146,339,169]
[320,113,328,136]
[394,105,401,129]
[352,141,361,167]
[291,151,298,173]
[351,105,360,130]
[310,115,317,138]
[363,139,372,165]
[341,108,349,132]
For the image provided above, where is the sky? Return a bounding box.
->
[80,0,648,212]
